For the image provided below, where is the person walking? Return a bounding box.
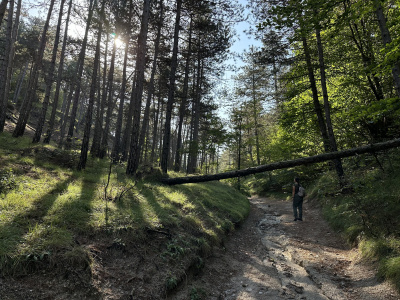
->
[292,177,304,221]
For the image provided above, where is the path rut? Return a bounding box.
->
[170,196,400,300]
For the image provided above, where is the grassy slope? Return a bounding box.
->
[306,157,400,292]
[0,132,249,293]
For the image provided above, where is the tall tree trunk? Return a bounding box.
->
[160,0,182,173]
[33,0,66,143]
[187,47,202,174]
[12,60,28,104]
[58,83,74,146]
[138,0,163,164]
[65,0,94,148]
[44,0,73,144]
[3,0,21,117]
[91,32,109,156]
[77,3,104,170]
[126,0,151,175]
[251,71,261,166]
[120,79,135,161]
[373,0,400,97]
[98,35,117,158]
[0,0,14,132]
[111,39,129,162]
[301,34,330,152]
[12,0,55,137]
[111,1,132,162]
[174,16,192,172]
[150,90,161,164]
[315,26,345,181]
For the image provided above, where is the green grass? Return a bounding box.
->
[309,153,400,292]
[0,132,250,276]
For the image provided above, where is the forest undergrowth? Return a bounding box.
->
[245,150,400,293]
[0,132,249,294]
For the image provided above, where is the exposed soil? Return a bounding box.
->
[1,195,400,300]
[170,196,400,300]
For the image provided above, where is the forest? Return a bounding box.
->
[1,0,400,298]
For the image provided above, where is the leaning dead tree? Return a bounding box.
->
[161,138,400,185]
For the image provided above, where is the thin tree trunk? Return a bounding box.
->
[315,26,344,181]
[12,0,55,137]
[120,80,135,161]
[251,71,261,166]
[150,90,161,164]
[187,49,202,174]
[65,0,94,148]
[98,34,117,159]
[111,39,129,162]
[44,0,73,144]
[138,0,163,164]
[91,32,108,156]
[162,138,400,185]
[58,82,74,147]
[12,60,28,104]
[33,0,66,143]
[77,3,104,170]
[301,34,330,152]
[0,0,14,132]
[4,0,21,116]
[126,0,151,175]
[111,1,132,163]
[160,0,182,173]
[174,15,192,172]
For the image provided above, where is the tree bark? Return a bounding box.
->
[126,0,151,175]
[44,0,72,144]
[160,0,182,173]
[65,0,94,148]
[187,48,202,173]
[301,34,330,152]
[33,0,66,143]
[315,26,344,181]
[161,138,400,185]
[174,15,192,172]
[111,39,129,162]
[12,0,55,137]
[77,2,104,171]
[12,60,28,104]
[3,0,21,121]
[111,1,132,163]
[98,33,117,159]
[91,32,108,156]
[0,0,14,132]
[138,0,163,165]
[58,83,74,147]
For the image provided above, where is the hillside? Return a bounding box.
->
[0,132,249,299]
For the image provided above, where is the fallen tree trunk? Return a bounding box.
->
[161,138,400,185]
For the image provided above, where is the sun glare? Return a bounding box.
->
[114,37,125,48]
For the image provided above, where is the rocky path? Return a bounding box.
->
[171,196,400,300]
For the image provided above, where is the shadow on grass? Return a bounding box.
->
[0,175,75,275]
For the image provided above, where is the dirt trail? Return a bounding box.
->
[171,196,400,300]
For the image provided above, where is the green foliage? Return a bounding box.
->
[310,151,400,291]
